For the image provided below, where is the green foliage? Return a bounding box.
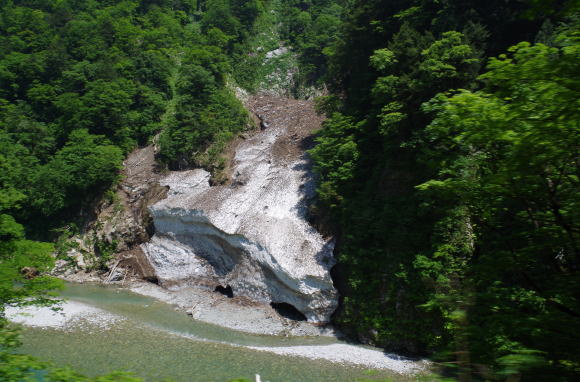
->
[310,113,361,208]
[31,129,123,216]
[0,1,269,380]
[153,1,268,174]
[0,177,67,381]
[308,0,580,380]
[369,49,397,72]
[419,31,480,86]
[0,0,192,229]
[313,95,341,116]
[0,0,264,229]
[2,0,577,381]
[158,83,249,172]
[418,32,580,378]
[0,214,62,309]
[228,0,287,92]
[201,0,269,52]
[278,0,346,86]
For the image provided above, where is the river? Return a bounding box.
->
[12,283,419,382]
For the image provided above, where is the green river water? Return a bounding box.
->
[17,283,411,382]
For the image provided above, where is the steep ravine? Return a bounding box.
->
[59,94,339,327]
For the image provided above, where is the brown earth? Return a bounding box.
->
[246,95,324,161]
[215,95,324,186]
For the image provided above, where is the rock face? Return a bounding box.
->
[54,144,165,280]
[142,96,338,322]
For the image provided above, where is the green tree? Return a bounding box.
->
[31,129,123,217]
[0,214,61,309]
[419,26,580,379]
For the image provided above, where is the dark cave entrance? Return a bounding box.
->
[214,285,234,298]
[144,275,159,285]
[270,302,307,321]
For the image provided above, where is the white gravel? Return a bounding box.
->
[5,301,123,330]
[247,343,427,374]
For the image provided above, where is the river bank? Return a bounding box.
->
[59,271,335,337]
[7,282,429,378]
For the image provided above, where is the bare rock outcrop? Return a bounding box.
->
[55,144,165,280]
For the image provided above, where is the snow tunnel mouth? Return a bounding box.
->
[214,285,234,298]
[144,276,159,285]
[270,302,307,321]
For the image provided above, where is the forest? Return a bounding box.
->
[1,0,579,381]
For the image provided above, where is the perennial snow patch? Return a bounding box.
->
[142,97,338,323]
